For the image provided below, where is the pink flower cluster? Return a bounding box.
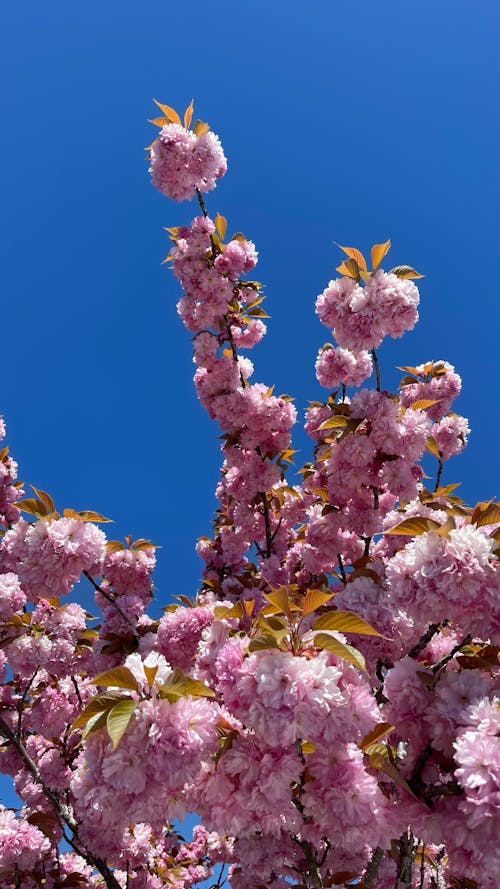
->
[316,269,420,351]
[315,344,373,389]
[399,360,462,420]
[1,517,106,599]
[172,216,257,333]
[0,417,22,527]
[0,806,51,874]
[150,124,227,201]
[298,389,431,573]
[386,523,500,641]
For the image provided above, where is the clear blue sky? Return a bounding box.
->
[1,0,499,609]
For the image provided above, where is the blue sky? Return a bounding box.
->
[1,0,498,606]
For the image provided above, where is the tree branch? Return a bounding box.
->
[0,715,122,889]
[84,571,138,635]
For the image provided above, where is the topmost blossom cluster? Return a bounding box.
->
[148,100,227,202]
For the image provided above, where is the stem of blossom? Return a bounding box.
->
[195,187,221,260]
[418,841,425,889]
[371,348,381,392]
[195,187,208,218]
[431,633,472,675]
[408,621,449,660]
[304,847,324,889]
[17,669,38,738]
[70,674,84,708]
[223,315,247,388]
[261,491,273,559]
[408,742,433,803]
[0,714,122,889]
[394,830,414,889]
[364,847,383,888]
[83,571,138,635]
[434,454,443,492]
[0,714,75,829]
[337,553,347,585]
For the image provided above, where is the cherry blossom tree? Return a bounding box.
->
[1,100,499,889]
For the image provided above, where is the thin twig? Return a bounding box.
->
[261,492,273,559]
[394,830,414,889]
[434,455,443,492]
[364,847,383,888]
[70,674,84,708]
[337,553,347,585]
[371,348,381,391]
[0,714,123,889]
[83,571,137,635]
[195,187,208,218]
[17,669,39,738]
[408,621,449,660]
[431,633,472,674]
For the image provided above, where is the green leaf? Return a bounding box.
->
[302,589,333,616]
[213,602,243,620]
[215,213,227,240]
[106,539,125,553]
[370,750,418,798]
[158,668,215,702]
[408,399,441,411]
[336,258,360,280]
[77,510,113,523]
[318,415,349,430]
[148,116,171,127]
[90,666,139,691]
[184,98,194,129]
[360,722,395,751]
[371,240,391,270]
[153,99,181,124]
[314,633,367,671]
[143,664,158,687]
[107,700,137,749]
[31,486,56,515]
[263,587,291,613]
[81,709,109,740]
[337,245,367,271]
[16,497,50,518]
[248,633,280,652]
[426,435,441,458]
[471,501,500,528]
[312,610,385,637]
[384,517,442,536]
[193,119,210,135]
[388,265,424,279]
[71,691,131,730]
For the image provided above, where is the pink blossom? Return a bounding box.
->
[315,345,373,388]
[1,518,106,599]
[0,572,26,619]
[0,806,51,872]
[157,606,213,670]
[150,124,226,201]
[399,361,462,420]
[432,412,470,459]
[316,270,419,350]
